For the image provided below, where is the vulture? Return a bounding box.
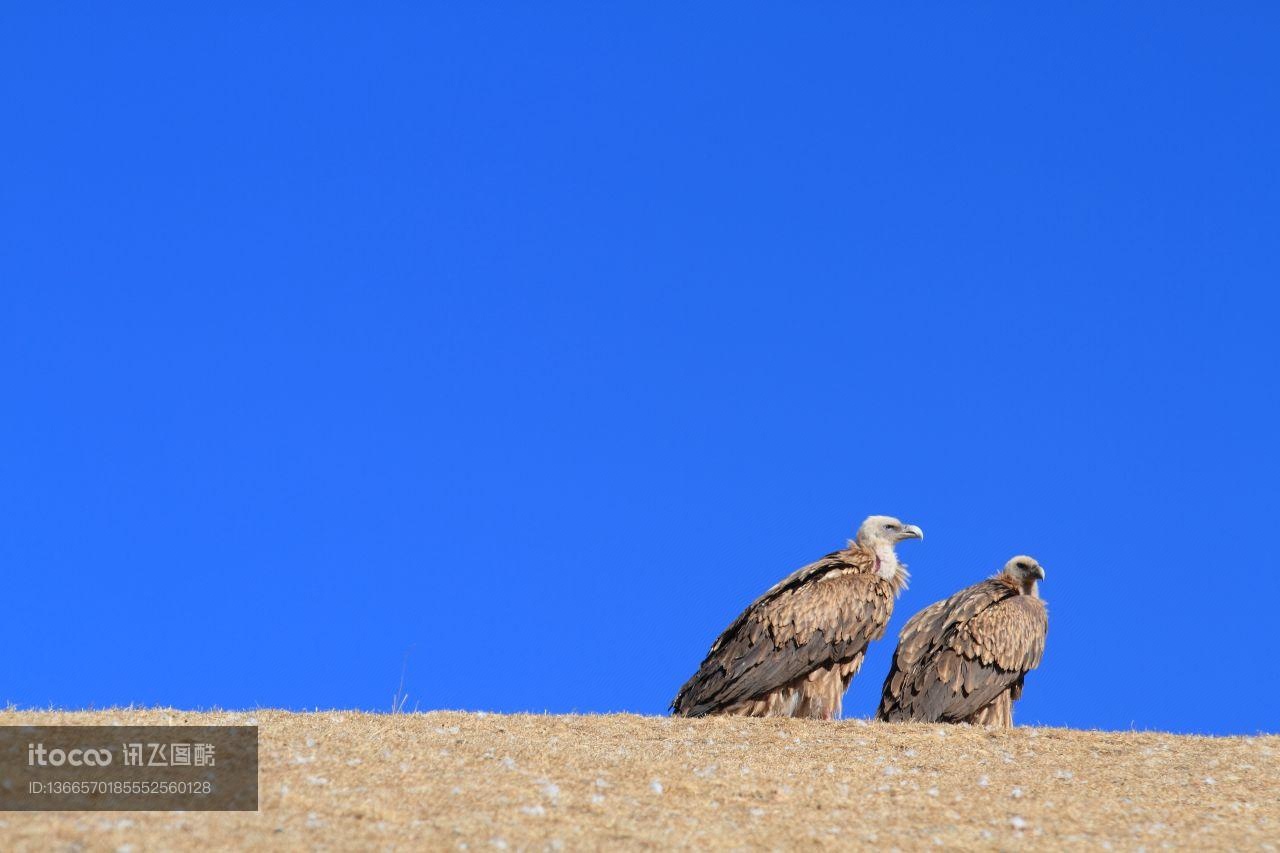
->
[671,515,923,719]
[877,556,1048,727]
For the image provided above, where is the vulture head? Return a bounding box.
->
[855,516,923,584]
[1003,555,1046,595]
[855,515,924,548]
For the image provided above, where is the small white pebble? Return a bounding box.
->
[750,807,765,817]
[594,778,608,789]
[978,776,989,788]
[650,780,664,794]
[590,794,604,805]
[926,787,939,797]
[882,766,900,777]
[1055,770,1073,780]
[1011,816,1028,830]
[499,757,516,770]
[1204,777,1216,785]
[1011,787,1023,798]
[519,805,545,817]
[539,781,560,799]
[306,776,328,786]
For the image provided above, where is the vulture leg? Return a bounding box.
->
[796,654,865,720]
[721,683,805,718]
[796,665,840,720]
[966,689,1014,728]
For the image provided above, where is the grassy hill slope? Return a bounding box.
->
[0,710,1275,850]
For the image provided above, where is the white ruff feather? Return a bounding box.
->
[873,542,909,590]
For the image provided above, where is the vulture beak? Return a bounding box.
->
[1031,564,1046,580]
[899,524,924,542]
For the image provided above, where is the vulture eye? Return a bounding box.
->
[886,523,898,530]
[1016,562,1028,570]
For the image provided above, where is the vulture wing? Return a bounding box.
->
[671,547,894,717]
[878,578,1047,723]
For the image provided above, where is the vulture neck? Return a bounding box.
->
[998,574,1039,597]
[857,539,909,592]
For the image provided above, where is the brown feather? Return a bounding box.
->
[672,541,905,719]
[877,573,1047,727]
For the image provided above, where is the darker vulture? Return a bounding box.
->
[671,515,923,719]
[877,556,1048,727]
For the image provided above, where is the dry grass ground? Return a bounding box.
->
[0,709,1275,851]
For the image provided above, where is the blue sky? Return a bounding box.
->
[3,6,1278,735]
